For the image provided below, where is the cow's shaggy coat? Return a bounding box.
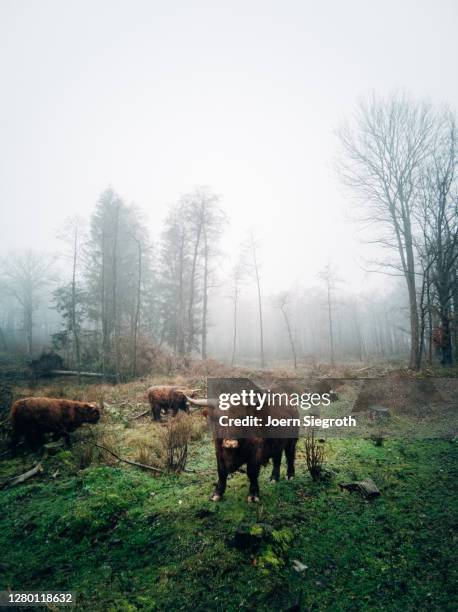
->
[11,397,101,449]
[146,385,198,421]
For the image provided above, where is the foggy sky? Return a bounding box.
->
[1,0,458,293]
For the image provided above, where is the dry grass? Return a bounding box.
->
[116,412,206,472]
[124,422,164,469]
[6,362,421,474]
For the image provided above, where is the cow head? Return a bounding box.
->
[81,402,101,423]
[185,395,215,418]
[177,388,200,403]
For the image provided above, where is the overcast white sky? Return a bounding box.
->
[1,0,457,292]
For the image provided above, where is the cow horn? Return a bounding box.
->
[185,396,212,408]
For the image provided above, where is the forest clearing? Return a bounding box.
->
[0,361,456,611]
[2,1,458,609]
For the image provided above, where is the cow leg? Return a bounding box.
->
[211,463,228,501]
[247,460,260,502]
[270,449,282,483]
[285,439,297,480]
[25,432,43,451]
[10,429,20,456]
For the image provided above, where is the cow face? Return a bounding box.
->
[81,402,101,423]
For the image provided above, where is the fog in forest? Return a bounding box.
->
[1,0,457,374]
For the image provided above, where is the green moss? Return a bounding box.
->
[0,438,456,611]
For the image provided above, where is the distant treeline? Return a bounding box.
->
[0,185,412,377]
[0,186,228,379]
[0,94,457,375]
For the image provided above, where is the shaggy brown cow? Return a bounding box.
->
[187,381,298,503]
[146,385,199,421]
[11,397,101,450]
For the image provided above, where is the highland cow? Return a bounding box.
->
[187,380,298,503]
[146,385,199,421]
[11,397,101,450]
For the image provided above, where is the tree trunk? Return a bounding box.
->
[71,224,81,380]
[132,240,142,377]
[440,314,453,365]
[427,275,433,365]
[252,247,265,368]
[327,282,335,366]
[281,305,297,369]
[201,233,208,360]
[403,214,420,369]
[453,270,458,363]
[187,220,203,354]
[177,229,186,356]
[231,287,238,367]
[0,325,7,351]
[25,306,33,355]
[101,226,107,378]
[112,201,120,381]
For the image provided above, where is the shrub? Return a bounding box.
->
[304,427,325,480]
[159,413,194,473]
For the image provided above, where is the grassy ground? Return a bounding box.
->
[0,375,457,611]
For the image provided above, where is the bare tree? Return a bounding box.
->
[351,301,365,362]
[229,261,244,366]
[185,192,206,354]
[177,218,187,356]
[318,264,338,366]
[274,291,297,369]
[337,93,436,369]
[417,112,458,365]
[183,187,225,356]
[1,251,53,354]
[159,188,225,358]
[132,236,142,377]
[201,229,209,360]
[55,216,86,373]
[199,197,226,360]
[244,231,265,367]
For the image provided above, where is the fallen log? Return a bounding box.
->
[1,463,44,489]
[48,370,110,378]
[94,443,165,473]
[130,409,150,420]
[353,366,373,373]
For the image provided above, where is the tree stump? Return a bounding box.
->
[339,478,380,499]
[369,405,390,421]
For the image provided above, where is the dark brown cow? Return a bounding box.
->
[146,385,199,421]
[11,397,101,450]
[187,387,298,503]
